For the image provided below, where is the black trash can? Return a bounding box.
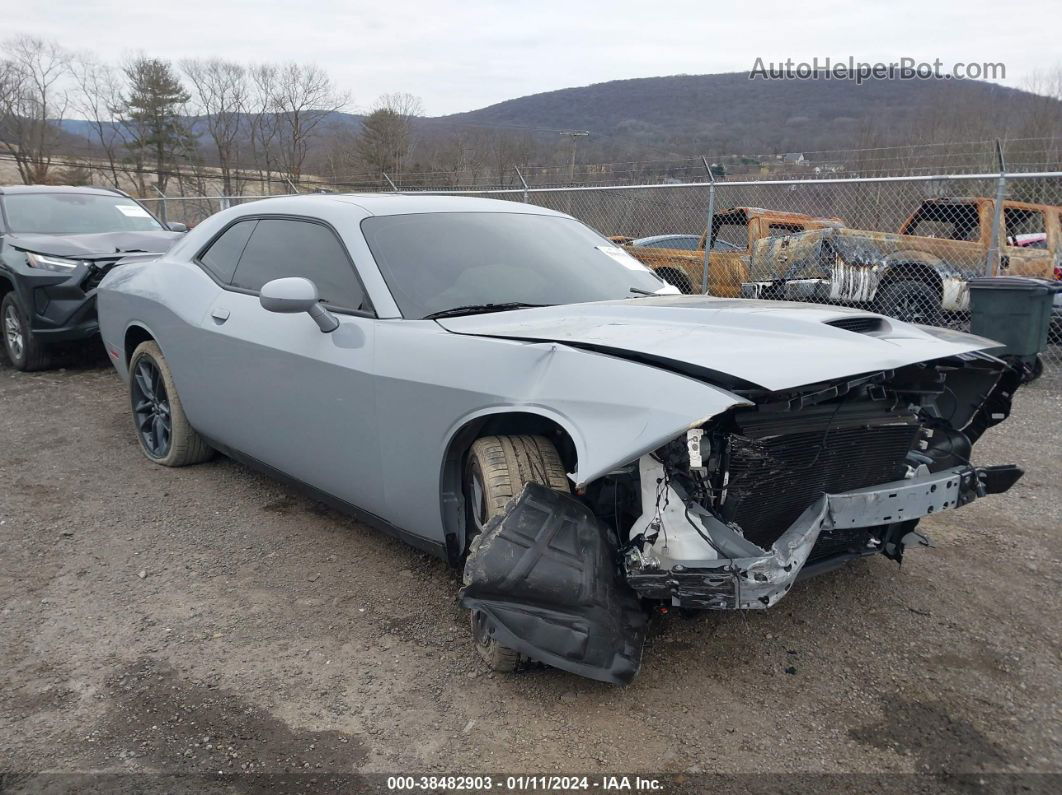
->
[968,276,1062,379]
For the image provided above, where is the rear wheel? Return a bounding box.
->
[463,434,569,672]
[654,266,693,294]
[2,293,52,371]
[129,341,213,467]
[876,279,942,326]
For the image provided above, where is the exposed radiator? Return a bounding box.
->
[720,403,920,547]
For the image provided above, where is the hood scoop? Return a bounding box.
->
[826,316,889,335]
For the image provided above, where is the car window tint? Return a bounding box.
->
[231,219,366,310]
[200,220,256,283]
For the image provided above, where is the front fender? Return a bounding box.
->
[375,322,753,556]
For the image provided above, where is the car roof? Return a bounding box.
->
[229,192,568,219]
[0,184,130,197]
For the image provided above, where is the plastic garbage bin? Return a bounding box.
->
[968,276,1062,380]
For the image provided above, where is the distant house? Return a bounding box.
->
[782,152,806,164]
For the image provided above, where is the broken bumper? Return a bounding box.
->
[460,465,1019,685]
[626,464,1022,610]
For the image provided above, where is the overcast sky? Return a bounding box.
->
[15,0,1060,116]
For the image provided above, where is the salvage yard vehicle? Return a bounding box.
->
[618,207,843,295]
[98,194,1024,684]
[0,185,185,371]
[742,197,1062,324]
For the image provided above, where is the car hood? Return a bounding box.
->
[435,295,999,392]
[8,230,182,260]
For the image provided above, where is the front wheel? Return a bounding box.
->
[129,341,213,467]
[463,434,569,672]
[2,293,52,371]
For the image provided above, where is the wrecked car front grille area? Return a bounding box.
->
[81,260,120,292]
[721,406,921,547]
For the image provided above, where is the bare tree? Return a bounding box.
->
[68,53,125,188]
[247,63,282,192]
[182,58,248,195]
[425,130,484,188]
[1017,67,1062,170]
[270,62,347,186]
[0,36,69,184]
[485,130,536,186]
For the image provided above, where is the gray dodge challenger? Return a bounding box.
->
[97,194,1023,684]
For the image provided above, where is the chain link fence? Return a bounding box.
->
[140,170,1062,376]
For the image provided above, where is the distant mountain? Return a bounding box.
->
[433,72,1059,160]
[54,73,1061,178]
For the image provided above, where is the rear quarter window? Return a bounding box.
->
[199,220,257,284]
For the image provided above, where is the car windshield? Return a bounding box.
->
[361,212,668,319]
[3,193,164,235]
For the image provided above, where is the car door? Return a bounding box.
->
[191,215,384,516]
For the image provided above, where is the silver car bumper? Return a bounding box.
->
[625,464,1021,610]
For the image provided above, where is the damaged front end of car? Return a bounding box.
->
[460,351,1023,684]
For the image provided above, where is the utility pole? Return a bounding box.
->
[560,131,589,214]
[985,139,1007,277]
[561,131,589,185]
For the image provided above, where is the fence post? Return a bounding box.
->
[515,167,530,204]
[151,186,167,225]
[701,157,716,294]
[985,140,1007,277]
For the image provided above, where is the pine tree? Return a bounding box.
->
[118,58,193,193]
[355,108,412,178]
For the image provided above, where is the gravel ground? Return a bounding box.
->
[0,350,1059,792]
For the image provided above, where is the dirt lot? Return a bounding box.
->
[1,350,1060,792]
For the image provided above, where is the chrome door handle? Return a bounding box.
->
[211,307,230,323]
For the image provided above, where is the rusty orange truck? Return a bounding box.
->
[617,207,843,296]
[742,197,1062,323]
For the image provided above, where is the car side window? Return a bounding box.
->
[230,218,367,311]
[199,219,257,284]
